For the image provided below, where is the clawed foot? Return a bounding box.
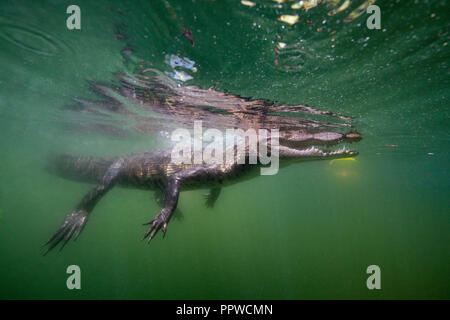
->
[203,188,221,208]
[44,209,88,255]
[142,209,169,243]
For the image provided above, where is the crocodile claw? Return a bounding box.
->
[44,209,88,255]
[142,210,168,243]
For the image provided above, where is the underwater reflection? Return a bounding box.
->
[238,0,378,71]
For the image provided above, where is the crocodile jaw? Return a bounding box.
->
[278,145,358,160]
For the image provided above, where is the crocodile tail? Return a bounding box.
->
[47,153,116,183]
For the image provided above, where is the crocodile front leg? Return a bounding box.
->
[142,165,233,242]
[142,175,181,242]
[44,158,124,254]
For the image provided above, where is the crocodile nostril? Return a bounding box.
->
[345,133,362,141]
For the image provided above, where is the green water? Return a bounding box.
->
[0,0,448,299]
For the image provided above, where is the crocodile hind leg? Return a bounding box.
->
[142,165,232,242]
[44,159,124,254]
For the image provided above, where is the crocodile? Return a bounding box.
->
[45,65,363,253]
[45,128,361,254]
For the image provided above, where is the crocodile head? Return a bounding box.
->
[274,129,362,162]
[279,130,362,149]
